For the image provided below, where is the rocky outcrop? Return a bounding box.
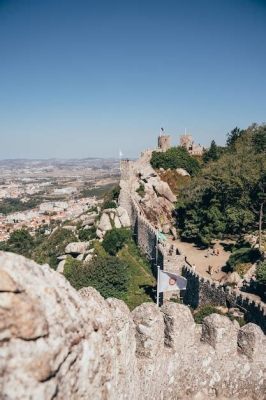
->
[0,251,265,400]
[119,153,176,233]
[96,206,131,238]
[176,167,190,176]
[56,259,66,273]
[65,241,91,255]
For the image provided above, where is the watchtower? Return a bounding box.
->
[158,135,171,152]
[180,134,193,151]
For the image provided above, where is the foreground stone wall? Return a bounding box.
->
[0,252,265,400]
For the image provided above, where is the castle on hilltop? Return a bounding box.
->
[158,131,204,156]
[180,133,204,156]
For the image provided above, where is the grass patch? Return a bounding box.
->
[81,182,119,199]
[234,262,252,278]
[117,241,156,310]
[158,169,190,195]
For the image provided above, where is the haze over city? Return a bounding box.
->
[0,0,266,159]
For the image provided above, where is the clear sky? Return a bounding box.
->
[0,0,265,159]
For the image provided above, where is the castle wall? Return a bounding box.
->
[119,156,266,333]
[1,251,265,400]
[182,264,266,333]
[158,135,171,152]
[120,159,135,181]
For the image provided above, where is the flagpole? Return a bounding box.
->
[155,230,158,267]
[156,265,160,306]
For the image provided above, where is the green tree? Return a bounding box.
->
[150,146,200,175]
[176,124,266,244]
[256,261,266,285]
[2,229,34,257]
[227,247,261,270]
[203,140,219,163]
[252,129,266,153]
[102,228,131,255]
[64,255,129,298]
[226,127,243,147]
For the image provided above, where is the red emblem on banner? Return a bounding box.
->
[169,278,176,286]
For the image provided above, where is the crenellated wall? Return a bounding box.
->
[182,264,266,333]
[0,251,265,400]
[119,156,266,333]
[119,177,266,332]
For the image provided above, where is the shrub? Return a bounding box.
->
[78,226,96,241]
[102,228,131,255]
[101,185,120,210]
[2,229,34,257]
[136,183,145,198]
[31,228,77,269]
[227,247,261,270]
[234,262,252,277]
[64,255,129,299]
[102,200,117,210]
[193,306,222,324]
[150,146,200,176]
[256,260,266,284]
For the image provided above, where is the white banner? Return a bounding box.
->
[158,270,187,293]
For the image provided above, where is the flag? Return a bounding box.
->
[157,230,167,242]
[158,270,187,293]
[119,149,123,158]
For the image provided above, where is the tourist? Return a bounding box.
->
[207,265,213,275]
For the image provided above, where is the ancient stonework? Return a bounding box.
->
[0,251,265,399]
[118,150,266,332]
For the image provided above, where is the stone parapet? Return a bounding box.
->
[0,251,265,399]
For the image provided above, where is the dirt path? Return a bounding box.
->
[172,238,232,281]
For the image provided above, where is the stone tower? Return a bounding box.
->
[180,134,193,151]
[158,135,171,152]
[180,134,204,156]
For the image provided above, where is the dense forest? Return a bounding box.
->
[175,124,265,246]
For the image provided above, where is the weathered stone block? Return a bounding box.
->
[201,313,238,354]
[132,303,164,359]
[238,323,266,361]
[161,302,196,350]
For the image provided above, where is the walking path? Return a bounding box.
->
[170,238,232,281]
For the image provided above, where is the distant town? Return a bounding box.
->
[0,158,119,241]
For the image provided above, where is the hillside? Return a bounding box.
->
[175,124,265,246]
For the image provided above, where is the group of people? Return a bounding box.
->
[206,247,220,258]
[206,247,220,276]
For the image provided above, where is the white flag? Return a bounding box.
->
[119,149,123,158]
[158,270,187,293]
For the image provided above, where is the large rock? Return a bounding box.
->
[176,168,190,176]
[152,180,176,203]
[81,215,97,227]
[97,212,112,232]
[56,259,66,273]
[65,241,90,255]
[114,215,122,228]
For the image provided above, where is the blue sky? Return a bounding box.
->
[0,0,265,159]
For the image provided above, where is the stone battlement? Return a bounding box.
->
[182,264,266,332]
[119,155,266,332]
[0,251,265,399]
